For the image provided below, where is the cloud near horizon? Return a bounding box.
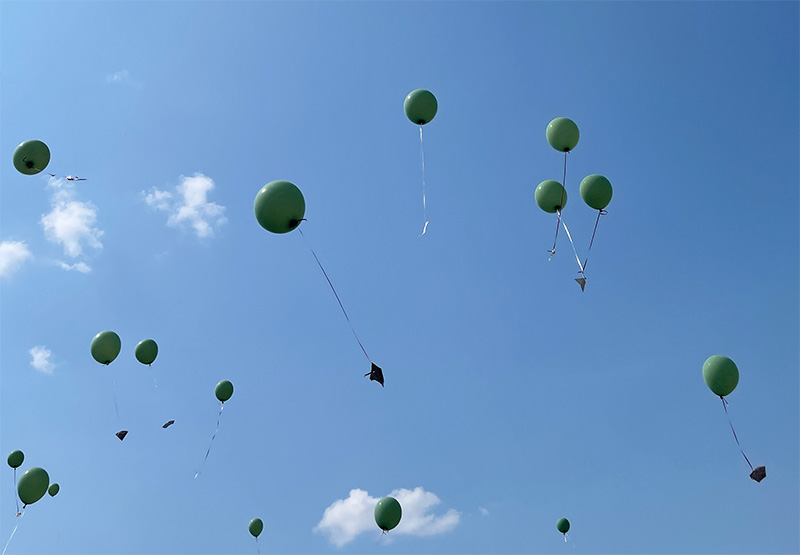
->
[314,487,460,547]
[144,173,227,238]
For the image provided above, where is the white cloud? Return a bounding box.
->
[144,173,227,238]
[314,487,461,547]
[0,241,32,277]
[41,177,103,258]
[107,69,130,83]
[29,346,55,375]
[58,261,91,273]
[479,507,489,516]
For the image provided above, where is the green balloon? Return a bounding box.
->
[13,140,51,175]
[404,89,438,125]
[703,355,739,397]
[535,180,567,213]
[135,339,158,365]
[249,518,263,538]
[48,483,59,497]
[557,517,570,534]
[215,380,234,403]
[374,496,402,532]
[579,174,613,210]
[17,467,49,506]
[254,180,306,234]
[7,450,24,469]
[91,331,121,365]
[546,118,580,152]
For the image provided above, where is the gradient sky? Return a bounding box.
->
[1,2,798,554]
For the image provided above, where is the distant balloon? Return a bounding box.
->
[91,331,121,365]
[254,180,306,234]
[13,140,51,175]
[249,518,263,538]
[48,483,60,497]
[703,355,739,397]
[135,339,159,365]
[557,517,570,534]
[7,450,24,469]
[17,467,49,506]
[546,118,580,152]
[404,89,438,125]
[535,180,567,213]
[215,380,234,403]
[374,496,402,532]
[579,174,613,211]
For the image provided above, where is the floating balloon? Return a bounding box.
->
[135,339,158,365]
[556,517,570,534]
[48,483,59,497]
[249,518,263,538]
[7,450,24,469]
[535,180,567,213]
[546,118,580,152]
[703,355,739,397]
[404,89,438,125]
[215,380,234,403]
[17,467,49,506]
[91,331,121,365]
[13,140,51,175]
[374,496,402,532]
[579,174,613,211]
[254,180,306,234]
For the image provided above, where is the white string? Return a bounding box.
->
[419,126,429,236]
[558,211,585,276]
[2,510,24,555]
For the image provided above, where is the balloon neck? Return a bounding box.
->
[25,160,34,169]
[417,119,425,125]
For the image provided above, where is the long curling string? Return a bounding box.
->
[548,152,569,259]
[559,211,585,276]
[194,403,224,479]
[298,228,371,363]
[582,209,608,272]
[2,509,23,555]
[419,126,429,236]
[721,396,754,471]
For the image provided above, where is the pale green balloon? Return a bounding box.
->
[13,140,51,175]
[91,331,121,365]
[535,180,567,213]
[546,118,580,152]
[579,174,613,210]
[254,181,306,234]
[404,90,438,125]
[703,355,739,397]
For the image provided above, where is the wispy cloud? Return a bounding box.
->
[314,487,460,547]
[58,261,91,273]
[479,507,490,516]
[144,173,227,238]
[106,69,130,83]
[0,241,32,277]
[41,177,103,258]
[29,346,55,375]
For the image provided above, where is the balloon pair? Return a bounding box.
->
[16,467,58,506]
[90,331,159,366]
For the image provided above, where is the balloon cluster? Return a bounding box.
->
[7,450,59,512]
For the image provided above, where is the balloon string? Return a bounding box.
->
[582,209,607,272]
[194,403,224,479]
[13,468,20,516]
[548,210,562,260]
[721,397,754,471]
[256,536,261,555]
[419,126,429,236]
[298,228,371,363]
[559,212,585,276]
[2,509,23,555]
[548,153,569,259]
[111,374,121,424]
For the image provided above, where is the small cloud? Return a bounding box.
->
[58,261,91,273]
[0,241,32,277]
[41,177,103,258]
[107,69,130,83]
[479,507,489,516]
[314,487,460,548]
[29,346,55,375]
[144,173,227,238]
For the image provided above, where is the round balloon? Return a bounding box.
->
[215,380,234,403]
[48,483,60,497]
[249,518,263,538]
[579,174,613,210]
[557,517,570,534]
[91,331,121,365]
[703,355,739,397]
[13,140,51,175]
[135,339,158,365]
[546,118,580,152]
[17,467,49,506]
[254,180,306,234]
[404,89,438,125]
[535,180,567,213]
[7,450,24,469]
[374,496,402,532]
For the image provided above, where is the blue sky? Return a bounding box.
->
[1,1,798,554]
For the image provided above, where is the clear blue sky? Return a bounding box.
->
[1,1,798,554]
